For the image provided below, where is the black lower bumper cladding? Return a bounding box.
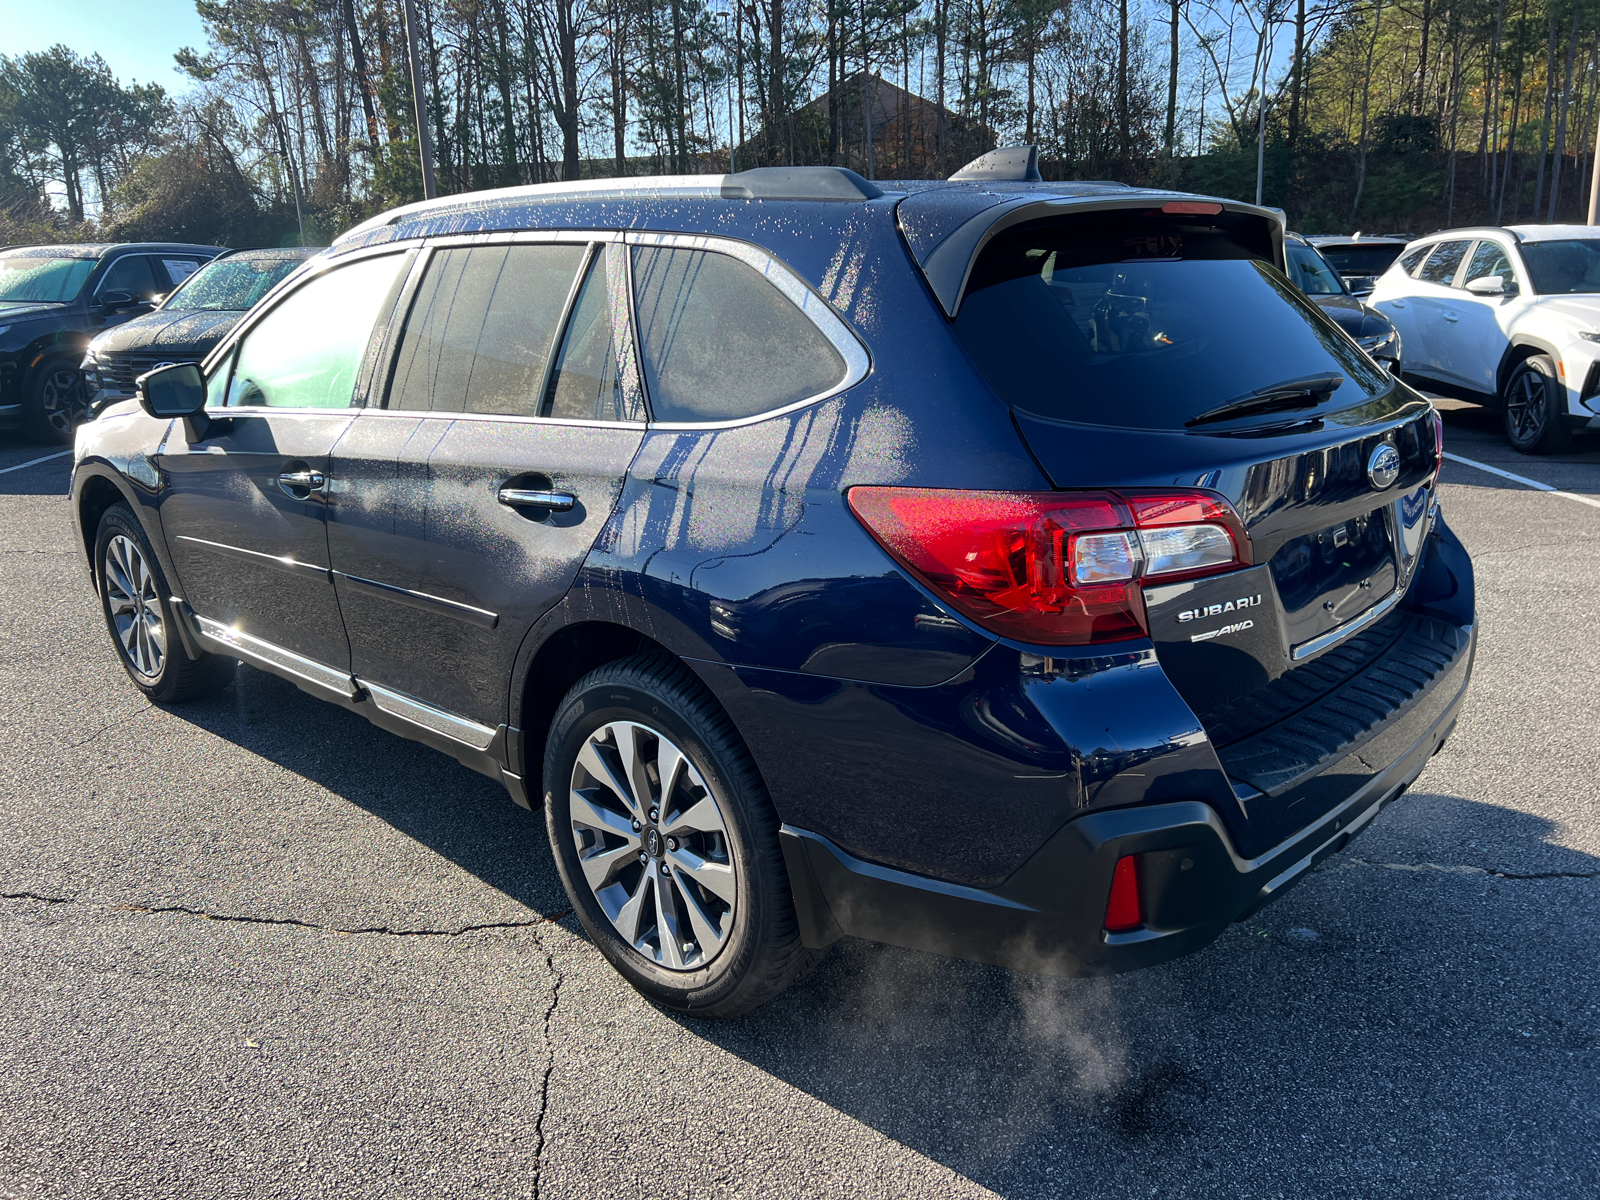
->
[781,616,1475,978]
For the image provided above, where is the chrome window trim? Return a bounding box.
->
[625,230,872,431]
[423,228,622,249]
[360,680,498,750]
[348,407,644,430]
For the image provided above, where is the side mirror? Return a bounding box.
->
[1465,275,1506,296]
[137,362,213,441]
[99,289,141,313]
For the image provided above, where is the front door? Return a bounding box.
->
[1428,239,1521,395]
[326,238,646,737]
[158,251,410,679]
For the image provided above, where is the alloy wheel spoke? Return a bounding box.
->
[672,870,728,954]
[613,869,653,945]
[576,737,641,819]
[661,794,727,839]
[656,741,688,818]
[580,840,642,892]
[613,722,658,820]
[570,786,639,843]
[665,846,737,905]
[653,870,686,969]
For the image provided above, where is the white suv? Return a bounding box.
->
[1368,224,1600,453]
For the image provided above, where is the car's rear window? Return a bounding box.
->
[953,212,1387,431]
[1315,245,1404,275]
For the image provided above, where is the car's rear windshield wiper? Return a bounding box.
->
[1185,373,1345,428]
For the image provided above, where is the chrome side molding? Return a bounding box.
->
[360,680,498,751]
[193,616,357,697]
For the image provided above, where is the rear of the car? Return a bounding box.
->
[786,193,1473,975]
[1307,236,1409,295]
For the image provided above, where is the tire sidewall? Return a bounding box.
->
[544,671,769,1012]
[95,505,179,700]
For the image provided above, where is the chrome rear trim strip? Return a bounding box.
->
[193,616,357,697]
[360,680,497,750]
[334,571,498,629]
[1290,588,1404,661]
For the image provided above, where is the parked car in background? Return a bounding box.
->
[1285,232,1401,372]
[82,246,321,413]
[71,158,1472,1016]
[0,243,221,443]
[1304,234,1410,296]
[1368,224,1600,454]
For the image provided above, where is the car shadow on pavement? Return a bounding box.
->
[168,663,572,919]
[162,666,1600,1196]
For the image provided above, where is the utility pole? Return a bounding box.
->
[403,0,438,199]
[1590,105,1600,223]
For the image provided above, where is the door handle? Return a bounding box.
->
[279,469,326,496]
[498,487,576,512]
[1442,311,1459,322]
[1388,299,1406,308]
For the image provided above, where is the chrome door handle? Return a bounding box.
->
[279,469,325,492]
[497,487,575,512]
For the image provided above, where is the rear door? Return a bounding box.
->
[158,250,409,679]
[1406,239,1474,383]
[326,235,646,740]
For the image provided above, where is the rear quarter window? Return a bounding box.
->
[953,211,1387,432]
[630,246,846,423]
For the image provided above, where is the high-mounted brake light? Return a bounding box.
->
[847,486,1250,646]
[1105,855,1143,933]
[1160,201,1224,216]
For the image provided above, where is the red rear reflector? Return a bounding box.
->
[1105,855,1143,932]
[1160,201,1224,215]
[847,487,1249,646]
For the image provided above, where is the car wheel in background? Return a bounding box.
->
[27,356,91,445]
[544,653,821,1017]
[94,504,236,703]
[1501,355,1574,456]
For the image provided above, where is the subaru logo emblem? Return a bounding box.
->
[1367,443,1400,490]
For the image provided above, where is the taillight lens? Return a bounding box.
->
[1105,855,1143,933]
[847,486,1250,646]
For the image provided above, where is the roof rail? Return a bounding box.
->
[720,166,883,202]
[950,145,1042,183]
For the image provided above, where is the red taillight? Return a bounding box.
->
[847,486,1250,646]
[1105,855,1143,932]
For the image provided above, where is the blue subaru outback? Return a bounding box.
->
[70,150,1475,1016]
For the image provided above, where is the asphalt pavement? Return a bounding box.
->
[1,405,1598,1199]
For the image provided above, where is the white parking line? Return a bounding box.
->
[0,450,71,476]
[1442,451,1600,511]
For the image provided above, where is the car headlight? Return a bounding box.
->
[1580,331,1600,343]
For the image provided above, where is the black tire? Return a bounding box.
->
[1502,355,1574,455]
[94,503,235,703]
[25,355,90,446]
[543,653,821,1018]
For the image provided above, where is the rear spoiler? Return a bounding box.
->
[900,189,1288,318]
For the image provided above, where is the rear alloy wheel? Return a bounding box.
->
[1502,355,1574,455]
[28,357,90,445]
[544,653,821,1017]
[94,504,236,703]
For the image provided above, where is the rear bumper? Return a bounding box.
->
[781,619,1473,976]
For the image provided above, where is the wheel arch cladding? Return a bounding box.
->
[77,474,132,579]
[1497,337,1559,393]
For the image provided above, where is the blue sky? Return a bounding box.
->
[0,0,208,95]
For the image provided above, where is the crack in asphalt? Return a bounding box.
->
[1346,858,1600,880]
[61,703,153,750]
[530,926,564,1200]
[2,891,573,936]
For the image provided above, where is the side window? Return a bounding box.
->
[205,350,233,408]
[545,243,646,422]
[98,255,160,300]
[1396,246,1430,276]
[388,243,584,416]
[631,245,847,423]
[1464,240,1512,287]
[227,253,405,409]
[1417,240,1471,286]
